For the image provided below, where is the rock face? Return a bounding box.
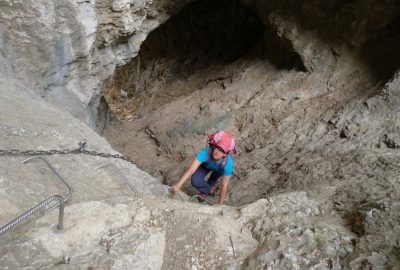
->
[0,0,180,128]
[1,0,400,269]
[0,77,257,269]
[102,0,400,268]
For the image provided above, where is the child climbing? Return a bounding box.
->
[171,130,235,205]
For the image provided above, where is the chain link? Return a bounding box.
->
[0,143,135,164]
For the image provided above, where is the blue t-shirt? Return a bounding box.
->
[195,146,233,176]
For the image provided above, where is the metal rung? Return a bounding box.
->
[95,162,138,196]
[0,156,73,236]
[23,156,73,213]
[0,195,64,235]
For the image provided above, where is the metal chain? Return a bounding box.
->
[0,142,135,165]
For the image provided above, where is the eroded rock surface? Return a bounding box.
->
[0,0,191,127]
[0,76,256,269]
[1,0,400,269]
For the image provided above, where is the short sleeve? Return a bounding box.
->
[222,155,233,176]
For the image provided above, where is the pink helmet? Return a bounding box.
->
[208,130,236,153]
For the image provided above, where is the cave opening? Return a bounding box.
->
[102,0,305,121]
[96,0,400,207]
[98,0,307,193]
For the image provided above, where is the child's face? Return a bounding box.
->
[212,146,226,160]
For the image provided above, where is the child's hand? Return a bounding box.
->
[171,184,181,193]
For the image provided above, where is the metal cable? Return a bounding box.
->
[95,162,138,196]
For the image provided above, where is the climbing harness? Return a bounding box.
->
[0,141,135,165]
[0,156,73,236]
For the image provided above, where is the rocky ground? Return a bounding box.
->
[3,65,399,268]
[0,75,254,269]
[1,0,400,269]
[102,56,400,269]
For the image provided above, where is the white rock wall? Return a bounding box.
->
[0,0,186,127]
